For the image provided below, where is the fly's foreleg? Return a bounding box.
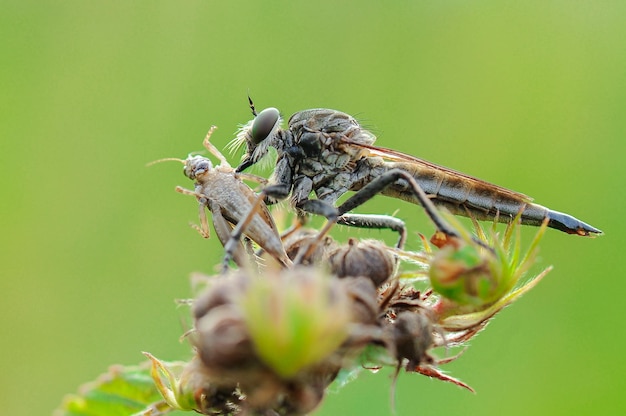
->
[260,156,294,205]
[221,190,268,273]
[262,183,292,204]
[208,202,245,270]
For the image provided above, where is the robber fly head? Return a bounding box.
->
[229,100,283,172]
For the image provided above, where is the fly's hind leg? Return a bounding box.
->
[336,169,453,237]
[336,169,492,250]
[337,214,407,249]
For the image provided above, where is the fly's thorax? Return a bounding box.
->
[290,108,376,144]
[290,112,376,177]
[296,154,349,179]
[288,108,358,135]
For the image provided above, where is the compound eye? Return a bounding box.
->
[250,107,280,144]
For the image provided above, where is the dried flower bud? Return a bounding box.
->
[385,311,434,370]
[340,276,379,326]
[195,304,257,372]
[283,229,338,265]
[328,238,396,286]
[179,357,243,414]
[189,268,348,414]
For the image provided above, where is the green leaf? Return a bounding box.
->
[55,360,189,416]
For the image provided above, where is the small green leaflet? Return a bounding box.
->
[55,360,188,416]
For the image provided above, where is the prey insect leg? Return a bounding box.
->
[201,126,231,168]
[175,185,250,267]
[175,186,211,238]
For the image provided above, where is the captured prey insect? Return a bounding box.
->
[231,100,602,238]
[150,126,292,270]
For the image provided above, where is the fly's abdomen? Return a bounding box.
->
[382,161,601,236]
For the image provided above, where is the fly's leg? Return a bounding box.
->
[175,186,211,238]
[262,183,292,203]
[221,190,293,272]
[337,214,407,249]
[221,190,268,273]
[337,169,456,237]
[263,192,407,262]
[204,200,250,273]
[260,155,295,204]
[336,169,493,250]
[287,200,408,263]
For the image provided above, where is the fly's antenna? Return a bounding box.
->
[248,94,257,117]
[146,157,186,167]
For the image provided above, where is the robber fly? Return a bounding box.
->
[231,100,601,237]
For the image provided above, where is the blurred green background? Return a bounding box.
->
[1,1,623,415]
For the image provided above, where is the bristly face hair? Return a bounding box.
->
[227,105,283,172]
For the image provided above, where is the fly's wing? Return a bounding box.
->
[340,137,533,203]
